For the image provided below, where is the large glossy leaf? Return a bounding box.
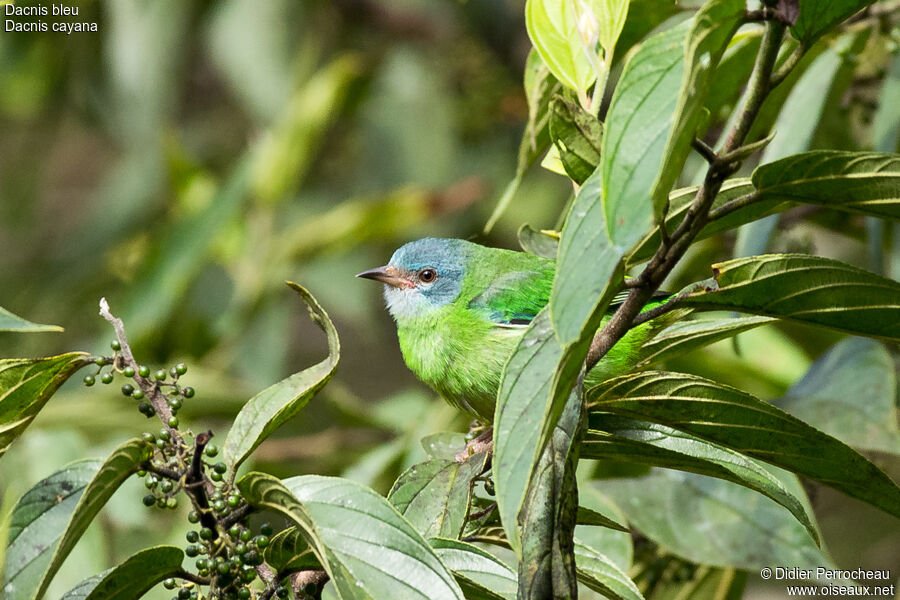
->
[388,452,488,539]
[574,539,644,600]
[598,470,836,573]
[485,50,559,233]
[0,352,89,458]
[587,371,900,519]
[0,307,62,333]
[750,151,900,220]
[792,1,874,45]
[601,20,688,248]
[681,254,900,341]
[583,415,819,543]
[3,460,100,600]
[778,337,900,455]
[32,439,148,600]
[61,546,184,600]
[263,527,320,573]
[238,472,464,600]
[550,167,624,345]
[525,0,600,93]
[429,538,517,600]
[633,316,774,368]
[548,97,603,184]
[650,0,744,220]
[224,282,339,470]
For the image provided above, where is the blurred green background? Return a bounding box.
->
[0,1,897,598]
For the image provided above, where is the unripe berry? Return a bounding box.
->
[199,527,213,541]
[167,497,178,509]
[110,340,121,351]
[163,578,176,590]
[260,522,273,536]
[101,372,114,385]
[185,544,200,557]
[121,384,134,396]
[138,365,150,377]
[123,366,135,377]
[82,375,95,386]
[175,362,187,375]
[168,417,179,428]
[188,511,200,523]
[254,535,269,549]
[154,369,167,381]
[142,494,156,507]
[205,444,219,457]
[210,471,223,482]
[213,462,227,474]
[182,387,195,398]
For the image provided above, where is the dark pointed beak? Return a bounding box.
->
[356,265,409,288]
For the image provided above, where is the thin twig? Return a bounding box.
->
[691,138,718,164]
[707,191,762,221]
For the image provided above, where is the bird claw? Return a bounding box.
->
[455,428,493,462]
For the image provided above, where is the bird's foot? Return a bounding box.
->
[456,427,493,462]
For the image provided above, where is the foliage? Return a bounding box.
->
[1,0,899,599]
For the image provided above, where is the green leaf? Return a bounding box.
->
[550,168,625,345]
[420,432,468,461]
[238,472,464,600]
[224,282,339,470]
[0,353,90,458]
[633,316,775,368]
[33,439,148,600]
[574,539,644,600]
[263,527,320,573]
[792,1,874,45]
[750,151,900,221]
[548,97,603,184]
[429,538,517,600]
[388,453,489,539]
[64,546,184,600]
[598,469,835,572]
[0,307,62,333]
[583,415,819,544]
[778,337,900,455]
[873,50,900,153]
[595,0,630,57]
[525,0,600,93]
[517,225,559,259]
[681,254,900,341]
[574,486,632,570]
[587,370,900,519]
[602,20,689,248]
[650,0,745,220]
[3,460,99,600]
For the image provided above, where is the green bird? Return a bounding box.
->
[357,238,668,421]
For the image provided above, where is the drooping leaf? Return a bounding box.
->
[63,546,184,600]
[574,539,644,600]
[429,538,517,600]
[224,282,339,470]
[238,473,464,600]
[633,316,775,368]
[587,371,900,519]
[681,254,900,341]
[388,452,488,540]
[525,0,600,93]
[574,486,632,570]
[3,460,100,600]
[0,353,90,458]
[792,1,874,45]
[599,469,836,573]
[0,307,62,333]
[602,20,689,248]
[263,527,320,573]
[778,337,900,455]
[583,415,819,543]
[650,0,745,220]
[750,151,900,221]
[485,50,559,233]
[548,97,603,184]
[33,439,149,600]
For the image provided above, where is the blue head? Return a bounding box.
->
[357,238,470,319]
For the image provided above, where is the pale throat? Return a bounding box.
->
[383,285,442,321]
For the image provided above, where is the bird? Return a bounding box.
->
[357,237,671,422]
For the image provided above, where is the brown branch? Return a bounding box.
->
[291,570,330,600]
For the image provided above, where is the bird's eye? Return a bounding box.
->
[419,268,437,283]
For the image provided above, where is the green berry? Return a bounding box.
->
[159,429,171,441]
[234,542,246,555]
[176,362,187,375]
[255,535,269,549]
[227,494,241,508]
[94,357,105,366]
[101,372,114,384]
[260,522,273,536]
[168,417,179,428]
[241,568,256,583]
[121,384,134,396]
[169,366,179,379]
[141,431,154,445]
[82,375,95,386]
[161,480,174,493]
[138,365,150,377]
[182,387,195,398]
[199,527,213,541]
[205,444,219,458]
[166,497,178,509]
[156,439,167,450]
[243,550,260,566]
[110,340,121,351]
[185,544,200,558]
[164,578,177,590]
[136,469,147,477]
[186,530,199,543]
[214,462,227,474]
[138,401,151,414]
[142,494,156,507]
[178,588,191,600]
[213,499,226,512]
[188,511,200,523]
[123,366,135,377]
[277,586,289,598]
[154,369,167,381]
[168,398,182,410]
[240,529,252,542]
[217,561,231,575]
[210,471,223,482]
[228,525,240,538]
[133,389,145,399]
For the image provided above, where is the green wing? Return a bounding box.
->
[467,270,554,326]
